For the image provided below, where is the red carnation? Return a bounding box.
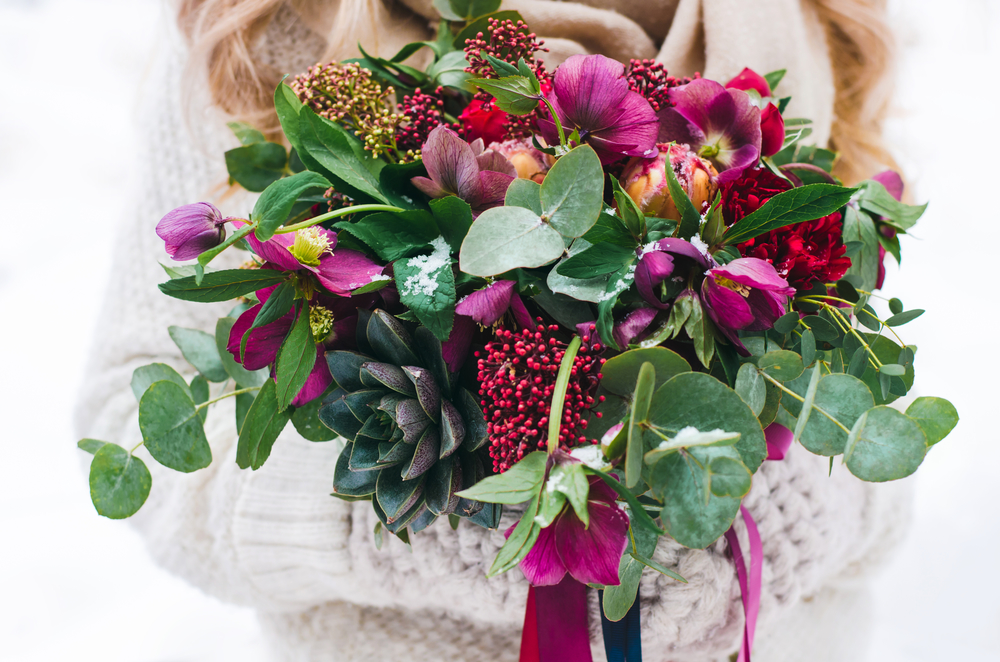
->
[459,98,509,146]
[722,167,851,291]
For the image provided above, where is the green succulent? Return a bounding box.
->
[321,309,499,535]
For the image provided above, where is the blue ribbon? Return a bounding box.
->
[599,588,643,662]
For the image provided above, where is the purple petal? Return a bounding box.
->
[669,79,731,137]
[709,258,795,294]
[410,176,448,199]
[744,289,788,331]
[510,293,534,330]
[514,524,568,587]
[657,106,706,147]
[456,280,516,326]
[613,307,658,348]
[554,500,629,586]
[291,346,333,407]
[553,54,629,130]
[245,226,301,272]
[702,278,754,330]
[476,150,517,177]
[765,423,794,461]
[227,304,293,370]
[716,90,761,159]
[420,125,483,202]
[588,90,659,158]
[653,238,712,268]
[156,202,226,261]
[872,170,904,201]
[475,170,515,209]
[312,249,386,295]
[442,315,475,373]
[634,259,671,310]
[716,143,761,183]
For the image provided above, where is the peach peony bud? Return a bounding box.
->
[488,138,553,183]
[620,143,718,221]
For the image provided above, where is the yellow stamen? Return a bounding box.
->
[309,305,335,343]
[290,227,333,266]
[715,275,751,297]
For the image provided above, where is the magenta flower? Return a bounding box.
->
[701,257,795,353]
[612,307,658,348]
[228,283,372,406]
[240,222,386,296]
[659,79,762,183]
[411,125,516,215]
[510,475,629,587]
[442,280,534,372]
[725,67,772,98]
[635,237,712,310]
[538,54,659,165]
[156,202,230,261]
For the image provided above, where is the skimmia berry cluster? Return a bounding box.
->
[477,323,605,473]
[291,62,411,161]
[463,19,548,82]
[625,59,697,112]
[395,87,452,155]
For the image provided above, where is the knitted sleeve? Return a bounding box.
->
[73,10,908,662]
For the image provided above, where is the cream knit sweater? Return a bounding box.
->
[74,2,909,660]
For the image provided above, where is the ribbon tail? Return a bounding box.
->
[725,505,762,662]
[624,593,643,662]
[531,577,594,662]
[520,585,541,662]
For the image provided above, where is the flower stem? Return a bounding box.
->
[758,369,854,436]
[541,97,567,147]
[196,386,260,410]
[129,441,145,454]
[547,335,582,454]
[276,204,405,234]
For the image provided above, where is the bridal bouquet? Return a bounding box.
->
[79,2,957,656]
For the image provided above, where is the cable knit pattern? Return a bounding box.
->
[73,5,910,661]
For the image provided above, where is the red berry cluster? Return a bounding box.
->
[396,87,451,153]
[476,322,606,473]
[625,59,698,112]
[464,19,549,82]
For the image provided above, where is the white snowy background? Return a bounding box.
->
[0,0,996,660]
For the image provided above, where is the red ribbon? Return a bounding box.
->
[520,577,594,662]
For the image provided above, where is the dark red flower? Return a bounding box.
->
[760,103,785,157]
[459,98,510,146]
[720,166,792,226]
[737,213,852,291]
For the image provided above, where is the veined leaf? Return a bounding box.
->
[723,184,857,245]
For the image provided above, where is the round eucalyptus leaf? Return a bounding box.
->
[131,363,190,402]
[844,406,927,482]
[905,397,959,447]
[734,363,766,417]
[539,144,604,237]
[600,347,691,397]
[652,445,742,549]
[758,350,804,382]
[781,373,874,456]
[646,372,767,472]
[138,381,212,473]
[505,177,543,215]
[707,455,752,498]
[860,334,913,405]
[459,206,565,277]
[89,443,152,519]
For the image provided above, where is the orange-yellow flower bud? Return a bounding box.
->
[488,138,553,183]
[620,143,718,221]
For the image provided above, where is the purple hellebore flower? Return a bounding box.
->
[239,222,386,296]
[612,307,658,349]
[659,79,762,183]
[228,283,372,406]
[156,202,230,261]
[635,237,713,309]
[411,125,516,216]
[538,54,659,165]
[701,257,795,353]
[443,280,534,372]
[509,474,629,587]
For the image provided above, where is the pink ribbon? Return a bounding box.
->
[723,422,789,661]
[520,577,594,662]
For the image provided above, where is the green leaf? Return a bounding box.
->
[630,553,687,583]
[842,206,880,292]
[706,455,752,498]
[763,69,787,92]
[159,269,287,303]
[298,109,386,204]
[791,364,822,444]
[609,175,645,238]
[216,318,269,388]
[602,555,644,621]
[662,145,702,240]
[683,294,716,370]
[548,336,583,453]
[469,75,541,114]
[860,334,914,405]
[723,184,856,245]
[394,240,457,341]
[858,179,927,231]
[275,303,317,411]
[242,282,297,360]
[426,49,471,89]
[800,328,816,366]
[430,196,475,253]
[583,210,637,248]
[225,142,287,193]
[539,145,605,237]
[252,170,332,240]
[626,362,656,488]
[274,81,305,154]
[487,494,541,577]
[138,381,212,473]
[227,120,266,145]
[651,445,742,548]
[905,397,959,447]
[505,178,543,215]
[78,439,108,455]
[772,311,800,334]
[782,372,874,456]
[758,350,804,382]
[735,363,766,417]
[456,451,547,504]
[236,378,291,470]
[546,239,611,303]
[885,309,924,327]
[195,223,256,274]
[643,427,740,467]
[131,363,190,402]
[599,347,691,397]
[433,0,464,21]
[557,242,636,279]
[843,406,927,482]
[168,326,229,382]
[290,395,338,441]
[190,375,209,424]
[459,206,565,277]
[88,444,152,519]
[336,210,439,261]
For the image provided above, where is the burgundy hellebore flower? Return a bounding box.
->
[442,280,534,372]
[538,54,659,165]
[701,257,795,353]
[510,474,629,586]
[635,237,713,310]
[240,222,386,296]
[228,283,371,406]
[725,67,785,158]
[659,78,762,182]
[411,125,516,215]
[156,202,230,261]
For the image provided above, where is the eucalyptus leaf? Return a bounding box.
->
[758,350,804,382]
[782,372,875,456]
[599,347,691,397]
[505,178,543,215]
[905,397,959,447]
[540,145,605,237]
[131,363,190,402]
[88,444,152,519]
[459,206,565,277]
[626,362,656,488]
[138,381,212,473]
[843,406,927,482]
[842,206,880,292]
[169,326,229,382]
[734,363,766,417]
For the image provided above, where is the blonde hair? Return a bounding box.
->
[177,0,898,183]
